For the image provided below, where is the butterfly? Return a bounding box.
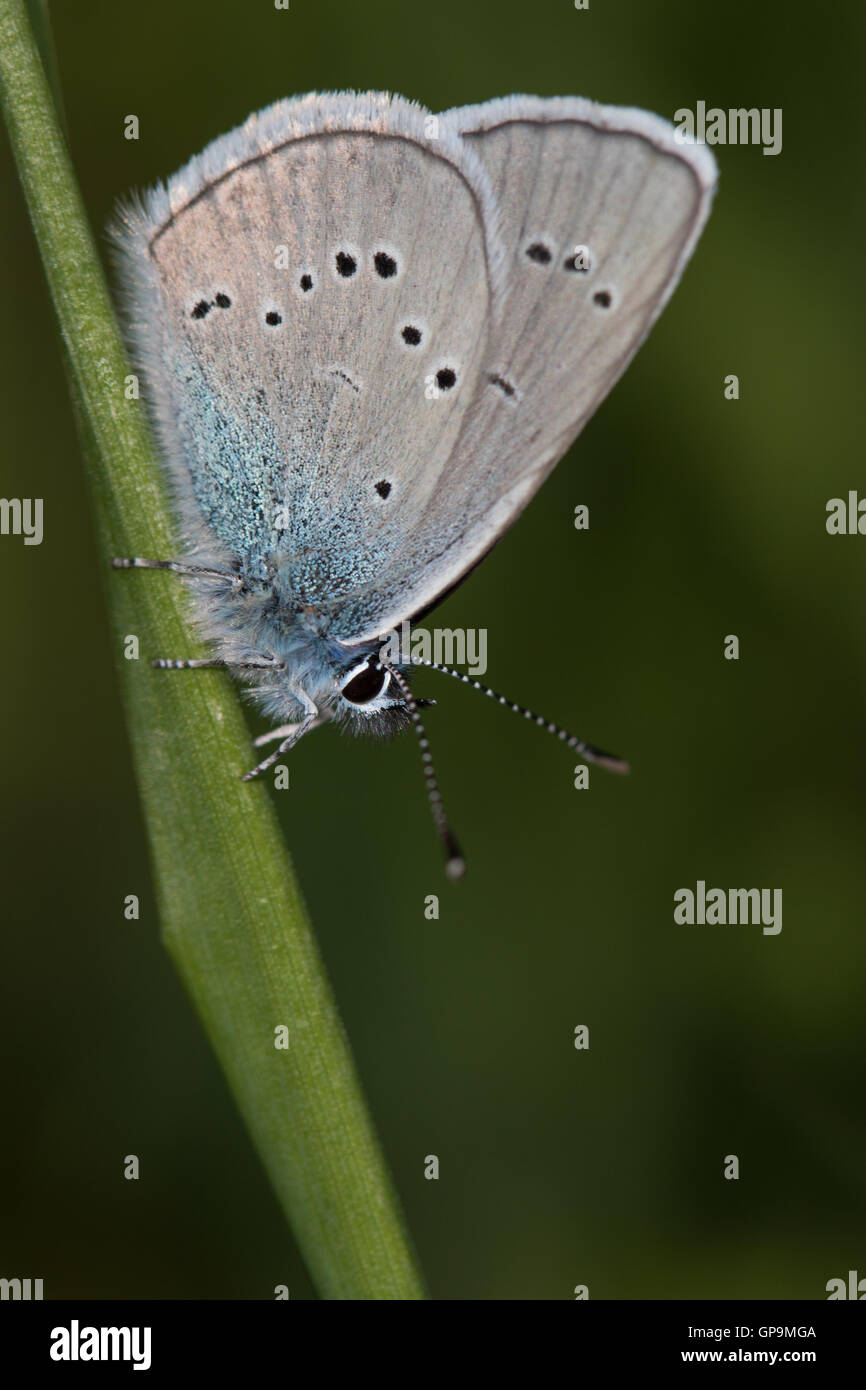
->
[112,92,717,875]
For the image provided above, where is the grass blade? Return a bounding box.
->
[0,0,426,1300]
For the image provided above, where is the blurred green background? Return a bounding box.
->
[2,0,864,1300]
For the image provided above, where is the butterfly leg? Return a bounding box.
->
[253,712,330,747]
[111,556,242,587]
[242,717,318,781]
[151,656,284,671]
[242,685,320,781]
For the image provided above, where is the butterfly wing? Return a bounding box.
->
[114,92,715,649]
[329,94,717,644]
[113,92,503,596]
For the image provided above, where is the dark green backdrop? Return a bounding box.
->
[2,0,864,1299]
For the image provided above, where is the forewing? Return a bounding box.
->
[113,92,501,600]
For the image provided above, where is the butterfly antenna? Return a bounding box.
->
[379,660,465,880]
[409,658,630,774]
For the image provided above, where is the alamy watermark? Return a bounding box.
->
[674,102,782,157]
[826,491,866,534]
[674,880,782,935]
[0,497,42,545]
[827,1269,866,1299]
[0,1276,43,1299]
[379,619,487,677]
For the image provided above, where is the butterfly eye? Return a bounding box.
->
[341,660,389,705]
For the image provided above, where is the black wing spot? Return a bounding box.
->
[373,250,398,278]
[375,480,392,499]
[300,273,313,292]
[593,289,613,308]
[215,292,232,308]
[265,310,282,326]
[488,373,516,399]
[526,242,552,265]
[191,300,211,319]
[336,251,357,277]
[401,325,422,345]
[436,367,457,391]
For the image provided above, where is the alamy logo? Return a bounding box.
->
[379,619,488,676]
[0,497,43,545]
[49,1320,152,1371]
[674,880,782,935]
[674,102,782,156]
